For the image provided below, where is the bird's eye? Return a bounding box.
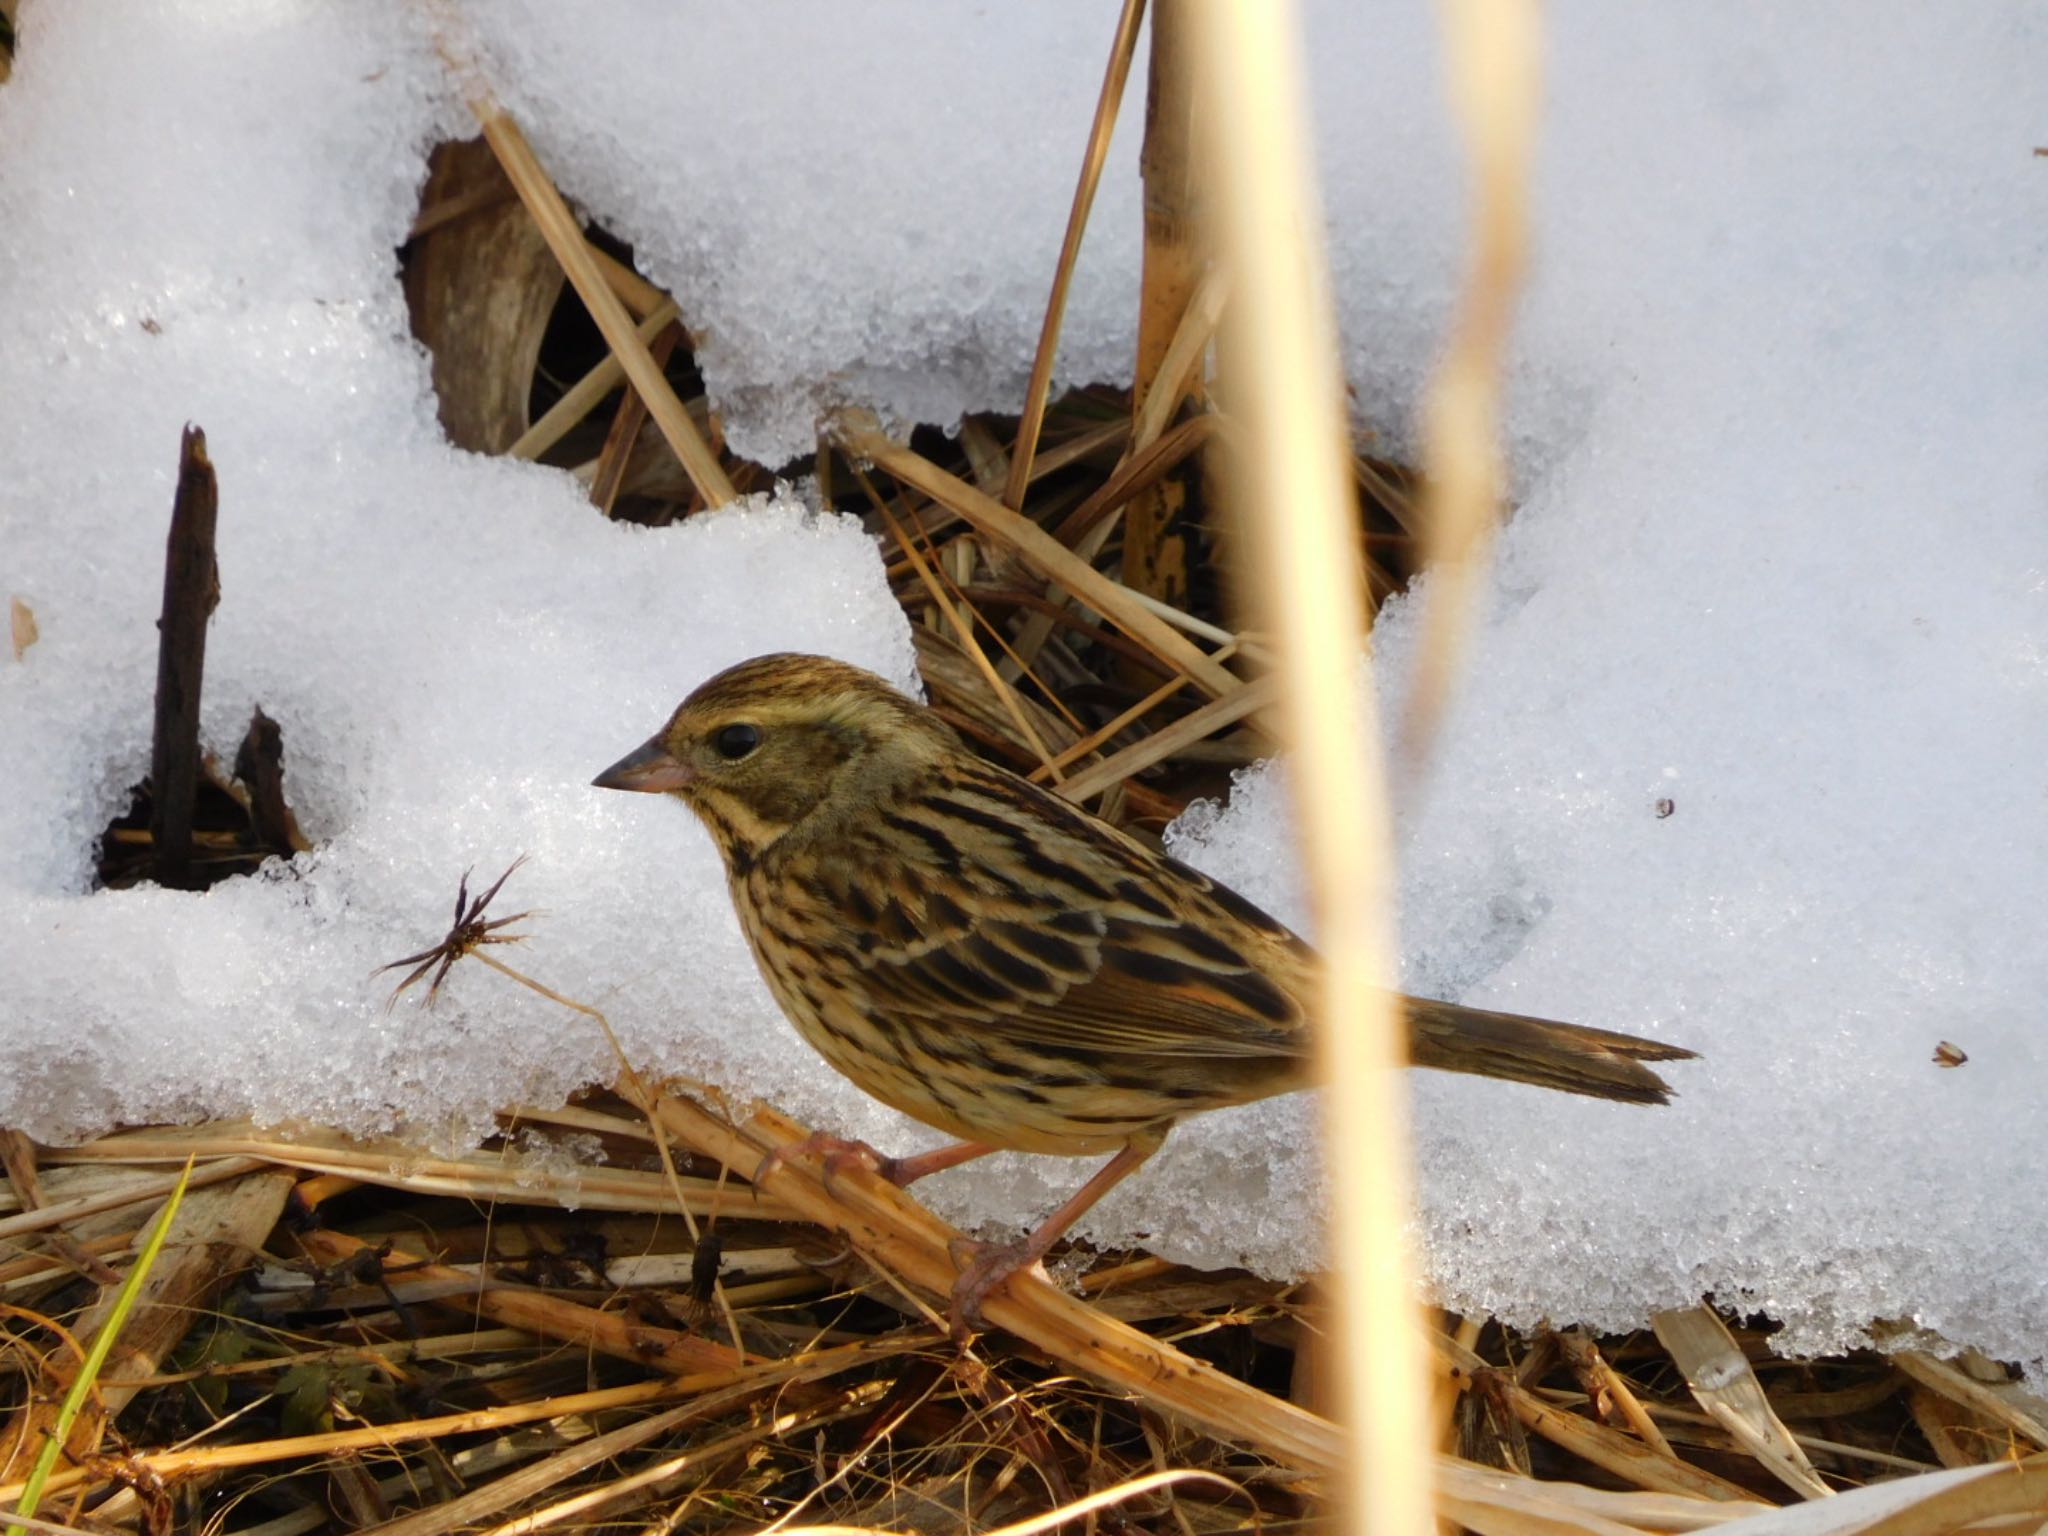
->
[712,722,761,761]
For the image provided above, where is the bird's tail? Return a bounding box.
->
[1403,996,1695,1105]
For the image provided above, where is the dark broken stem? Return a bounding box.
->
[149,425,220,891]
[235,706,303,858]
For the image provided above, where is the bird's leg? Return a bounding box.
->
[948,1132,1163,1340]
[881,1140,999,1185]
[755,1133,996,1194]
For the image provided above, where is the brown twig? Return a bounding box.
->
[148,426,220,890]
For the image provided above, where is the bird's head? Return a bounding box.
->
[594,653,947,867]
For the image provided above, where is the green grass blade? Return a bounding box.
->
[3,1157,194,1536]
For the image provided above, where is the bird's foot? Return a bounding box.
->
[753,1131,896,1195]
[945,1235,1048,1343]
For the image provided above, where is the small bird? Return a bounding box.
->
[596,653,1693,1331]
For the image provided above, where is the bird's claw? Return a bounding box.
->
[945,1235,1046,1343]
[753,1131,898,1196]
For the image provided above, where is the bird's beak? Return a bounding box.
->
[592,736,694,794]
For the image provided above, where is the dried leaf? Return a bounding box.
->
[1654,1305,1833,1500]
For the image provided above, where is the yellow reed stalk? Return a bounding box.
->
[1401,0,1541,764]
[1185,6,1424,1536]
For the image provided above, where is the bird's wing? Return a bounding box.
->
[781,765,1313,1062]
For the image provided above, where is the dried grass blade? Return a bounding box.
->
[475,1389,877,1536]
[292,1228,734,1377]
[467,101,735,506]
[1894,1351,2048,1452]
[650,1090,1716,1536]
[1665,1462,2048,1536]
[1441,1474,1745,1536]
[0,1337,925,1510]
[1027,663,1215,784]
[1653,1306,1833,1500]
[374,1397,771,1536]
[589,317,684,515]
[1131,267,1227,455]
[654,1092,1342,1471]
[860,474,1067,774]
[1028,418,1131,482]
[0,1158,263,1241]
[42,1127,785,1219]
[1051,415,1219,554]
[1557,1329,1678,1460]
[509,299,680,461]
[1053,674,1277,803]
[838,416,1243,699]
[1502,1383,1765,1503]
[1003,0,1148,509]
[1905,1386,2004,1471]
[3,1159,191,1536]
[585,242,670,321]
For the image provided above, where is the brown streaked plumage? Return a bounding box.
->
[596,653,1695,1330]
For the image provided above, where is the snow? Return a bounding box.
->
[0,3,918,1144]
[4,1,2046,1371]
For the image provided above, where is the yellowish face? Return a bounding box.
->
[593,653,942,864]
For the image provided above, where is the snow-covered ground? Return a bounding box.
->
[2,3,2043,1367]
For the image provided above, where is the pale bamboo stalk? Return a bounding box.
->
[1002,0,1148,509]
[468,103,735,506]
[1122,0,1205,610]
[1187,10,1423,1536]
[1399,0,1541,765]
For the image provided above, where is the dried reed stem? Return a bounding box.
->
[1122,0,1205,611]
[1189,7,1424,1536]
[466,100,736,507]
[837,417,1241,699]
[1003,0,1148,509]
[510,299,681,461]
[1053,673,1277,803]
[1400,0,1540,765]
